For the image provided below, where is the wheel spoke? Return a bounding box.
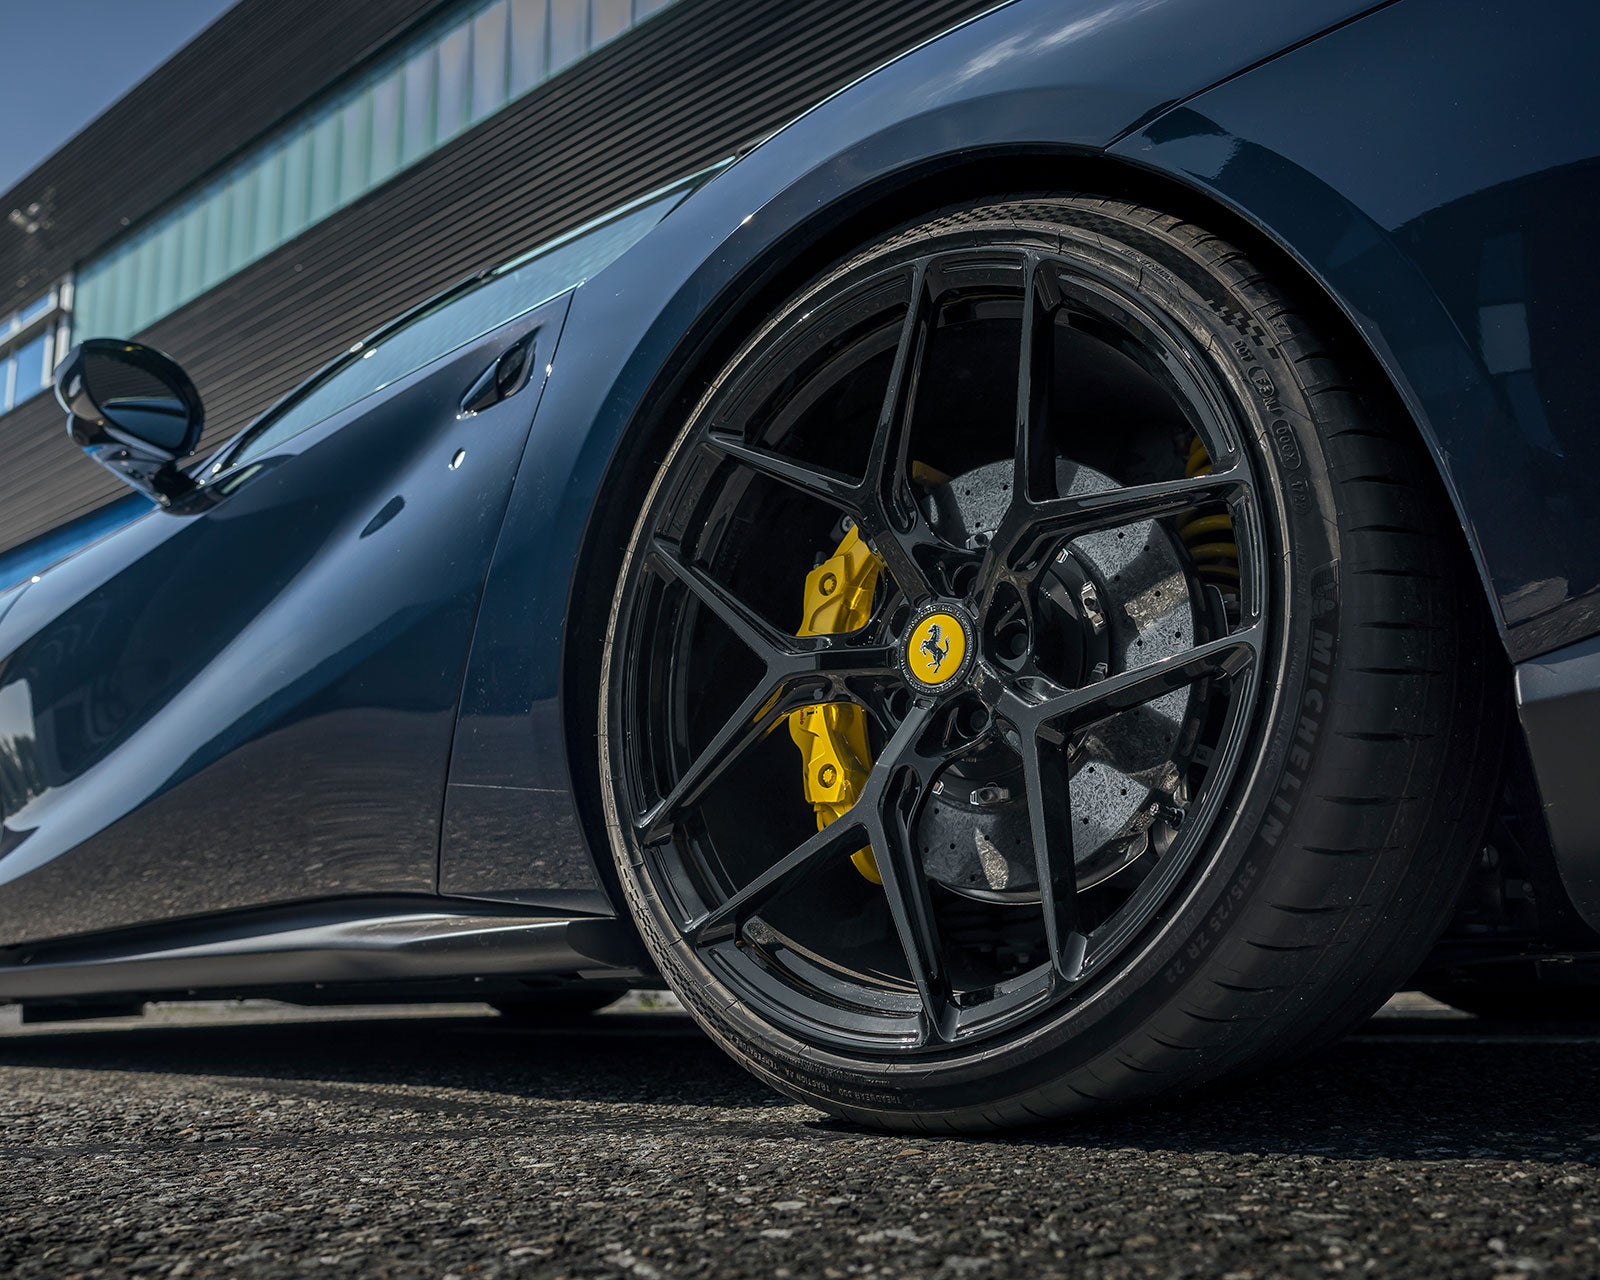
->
[864,263,932,524]
[683,815,870,945]
[1008,626,1262,731]
[1017,730,1085,981]
[1020,467,1246,554]
[1014,255,1060,505]
[636,673,812,842]
[647,538,795,664]
[858,702,953,1042]
[859,264,942,605]
[704,433,862,512]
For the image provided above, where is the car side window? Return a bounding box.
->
[218,189,685,471]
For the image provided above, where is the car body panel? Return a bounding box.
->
[1107,0,1600,661]
[1516,636,1600,933]
[2,0,1597,981]
[0,295,567,945]
[439,0,1392,905]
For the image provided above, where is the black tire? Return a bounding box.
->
[490,989,622,1023]
[599,196,1501,1131]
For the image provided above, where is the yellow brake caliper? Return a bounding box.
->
[787,524,885,884]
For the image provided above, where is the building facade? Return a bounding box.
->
[0,0,993,569]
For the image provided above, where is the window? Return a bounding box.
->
[471,2,509,122]
[591,0,631,45]
[0,288,70,413]
[509,0,548,94]
[436,21,473,143]
[338,97,371,205]
[67,0,682,347]
[369,70,404,187]
[221,176,695,469]
[401,45,436,166]
[548,0,588,73]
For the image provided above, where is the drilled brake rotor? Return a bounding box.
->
[790,456,1204,903]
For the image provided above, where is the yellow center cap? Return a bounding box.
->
[905,608,971,691]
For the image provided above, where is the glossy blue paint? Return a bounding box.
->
[0,496,151,594]
[4,0,1596,959]
[1107,0,1600,662]
[441,0,1396,903]
[0,295,567,944]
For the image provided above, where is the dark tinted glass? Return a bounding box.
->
[222,183,692,470]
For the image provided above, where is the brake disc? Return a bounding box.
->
[918,456,1198,900]
[787,457,1202,903]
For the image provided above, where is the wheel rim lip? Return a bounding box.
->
[609,237,1280,1058]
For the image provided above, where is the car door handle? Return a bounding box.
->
[460,332,539,415]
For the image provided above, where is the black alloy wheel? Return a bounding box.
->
[600,197,1500,1130]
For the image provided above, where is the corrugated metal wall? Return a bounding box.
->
[0,0,455,306]
[0,0,995,559]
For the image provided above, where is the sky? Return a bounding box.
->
[0,0,239,195]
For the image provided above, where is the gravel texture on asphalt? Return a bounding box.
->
[0,994,1596,1279]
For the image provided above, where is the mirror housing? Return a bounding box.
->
[54,339,204,506]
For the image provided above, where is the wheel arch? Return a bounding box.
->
[558,144,1510,907]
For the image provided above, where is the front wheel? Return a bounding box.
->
[599,196,1500,1131]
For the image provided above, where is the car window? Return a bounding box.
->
[218,180,698,471]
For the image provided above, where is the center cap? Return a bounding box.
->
[902,602,974,693]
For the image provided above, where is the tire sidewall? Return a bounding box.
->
[599,199,1346,1122]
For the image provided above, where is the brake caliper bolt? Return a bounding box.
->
[818,572,838,596]
[818,764,838,787]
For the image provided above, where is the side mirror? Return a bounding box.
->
[54,339,204,506]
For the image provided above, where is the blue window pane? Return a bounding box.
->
[202,180,230,291]
[401,47,435,166]
[309,113,342,223]
[178,200,207,301]
[592,0,630,45]
[226,167,258,278]
[94,252,122,337]
[70,273,101,342]
[10,333,48,406]
[509,0,547,95]
[151,219,182,320]
[471,2,508,122]
[634,0,672,16]
[280,127,311,242]
[106,258,129,336]
[132,238,161,333]
[549,0,587,73]
[15,294,52,327]
[436,21,471,143]
[339,95,370,205]
[254,146,283,258]
[369,69,403,187]
[121,245,147,334]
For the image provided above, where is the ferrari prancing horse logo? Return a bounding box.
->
[905,608,970,690]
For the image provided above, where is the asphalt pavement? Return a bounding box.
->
[1,993,1597,1279]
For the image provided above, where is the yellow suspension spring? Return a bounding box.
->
[1179,438,1239,589]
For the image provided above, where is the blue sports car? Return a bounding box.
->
[1,0,1596,1130]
